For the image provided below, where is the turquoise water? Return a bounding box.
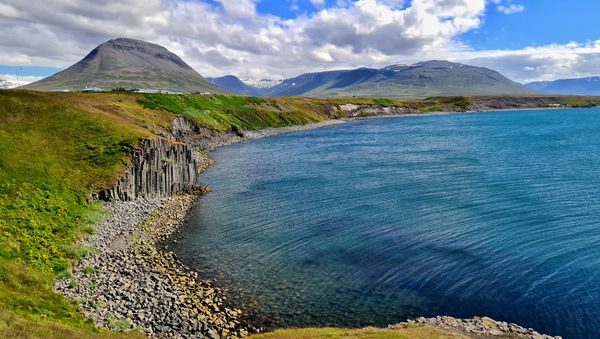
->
[175,109,600,338]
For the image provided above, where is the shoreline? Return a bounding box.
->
[348,104,585,121]
[54,192,255,338]
[58,110,566,338]
[53,118,346,338]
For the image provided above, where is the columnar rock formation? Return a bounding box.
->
[97,138,199,201]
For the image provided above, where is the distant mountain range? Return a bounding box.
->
[239,77,283,89]
[204,76,286,96]
[525,77,600,96]
[24,38,224,93]
[209,60,536,98]
[21,38,538,97]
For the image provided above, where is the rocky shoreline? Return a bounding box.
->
[53,119,345,338]
[55,191,256,338]
[56,116,562,338]
[393,316,561,339]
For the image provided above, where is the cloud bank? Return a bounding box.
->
[0,0,598,82]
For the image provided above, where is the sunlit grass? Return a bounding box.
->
[249,325,468,339]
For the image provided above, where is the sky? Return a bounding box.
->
[1,0,599,85]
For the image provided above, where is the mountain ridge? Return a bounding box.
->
[206,75,261,96]
[209,60,537,98]
[525,76,600,95]
[24,38,224,93]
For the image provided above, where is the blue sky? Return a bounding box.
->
[251,0,600,51]
[462,1,600,50]
[1,0,599,84]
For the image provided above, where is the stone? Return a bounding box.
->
[96,138,201,201]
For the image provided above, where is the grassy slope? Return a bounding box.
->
[1,90,600,338]
[0,91,166,337]
[138,94,330,131]
[248,325,468,339]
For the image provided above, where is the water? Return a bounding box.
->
[175,109,600,338]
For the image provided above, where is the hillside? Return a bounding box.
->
[209,61,537,98]
[23,38,224,93]
[525,76,600,95]
[207,75,261,96]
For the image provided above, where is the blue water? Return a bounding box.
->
[175,109,600,338]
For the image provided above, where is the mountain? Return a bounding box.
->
[24,38,224,93]
[206,75,261,96]
[239,77,283,89]
[213,61,536,98]
[525,77,600,95]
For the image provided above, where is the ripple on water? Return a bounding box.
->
[176,109,600,338]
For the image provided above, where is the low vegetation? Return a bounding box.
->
[138,94,329,130]
[248,325,467,339]
[0,91,159,336]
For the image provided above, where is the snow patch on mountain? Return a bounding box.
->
[240,77,283,89]
[0,79,16,89]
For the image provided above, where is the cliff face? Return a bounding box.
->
[97,138,200,201]
[339,104,418,117]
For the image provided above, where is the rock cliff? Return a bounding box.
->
[339,104,418,117]
[97,138,200,201]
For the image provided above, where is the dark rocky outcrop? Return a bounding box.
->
[97,138,200,201]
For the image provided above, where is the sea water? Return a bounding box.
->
[175,109,600,338]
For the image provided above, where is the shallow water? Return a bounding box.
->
[175,109,600,338]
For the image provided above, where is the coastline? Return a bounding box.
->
[53,118,346,338]
[57,111,567,338]
[348,104,582,121]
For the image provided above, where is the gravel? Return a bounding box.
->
[54,191,255,338]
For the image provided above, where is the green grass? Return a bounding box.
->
[0,91,160,337]
[139,94,330,131]
[82,266,97,275]
[0,91,144,273]
[248,325,467,339]
[0,309,145,339]
[373,98,397,106]
[107,317,132,331]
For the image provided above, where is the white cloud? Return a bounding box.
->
[215,0,258,19]
[310,0,326,6]
[454,41,600,83]
[497,4,525,14]
[0,0,596,83]
[0,74,44,87]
